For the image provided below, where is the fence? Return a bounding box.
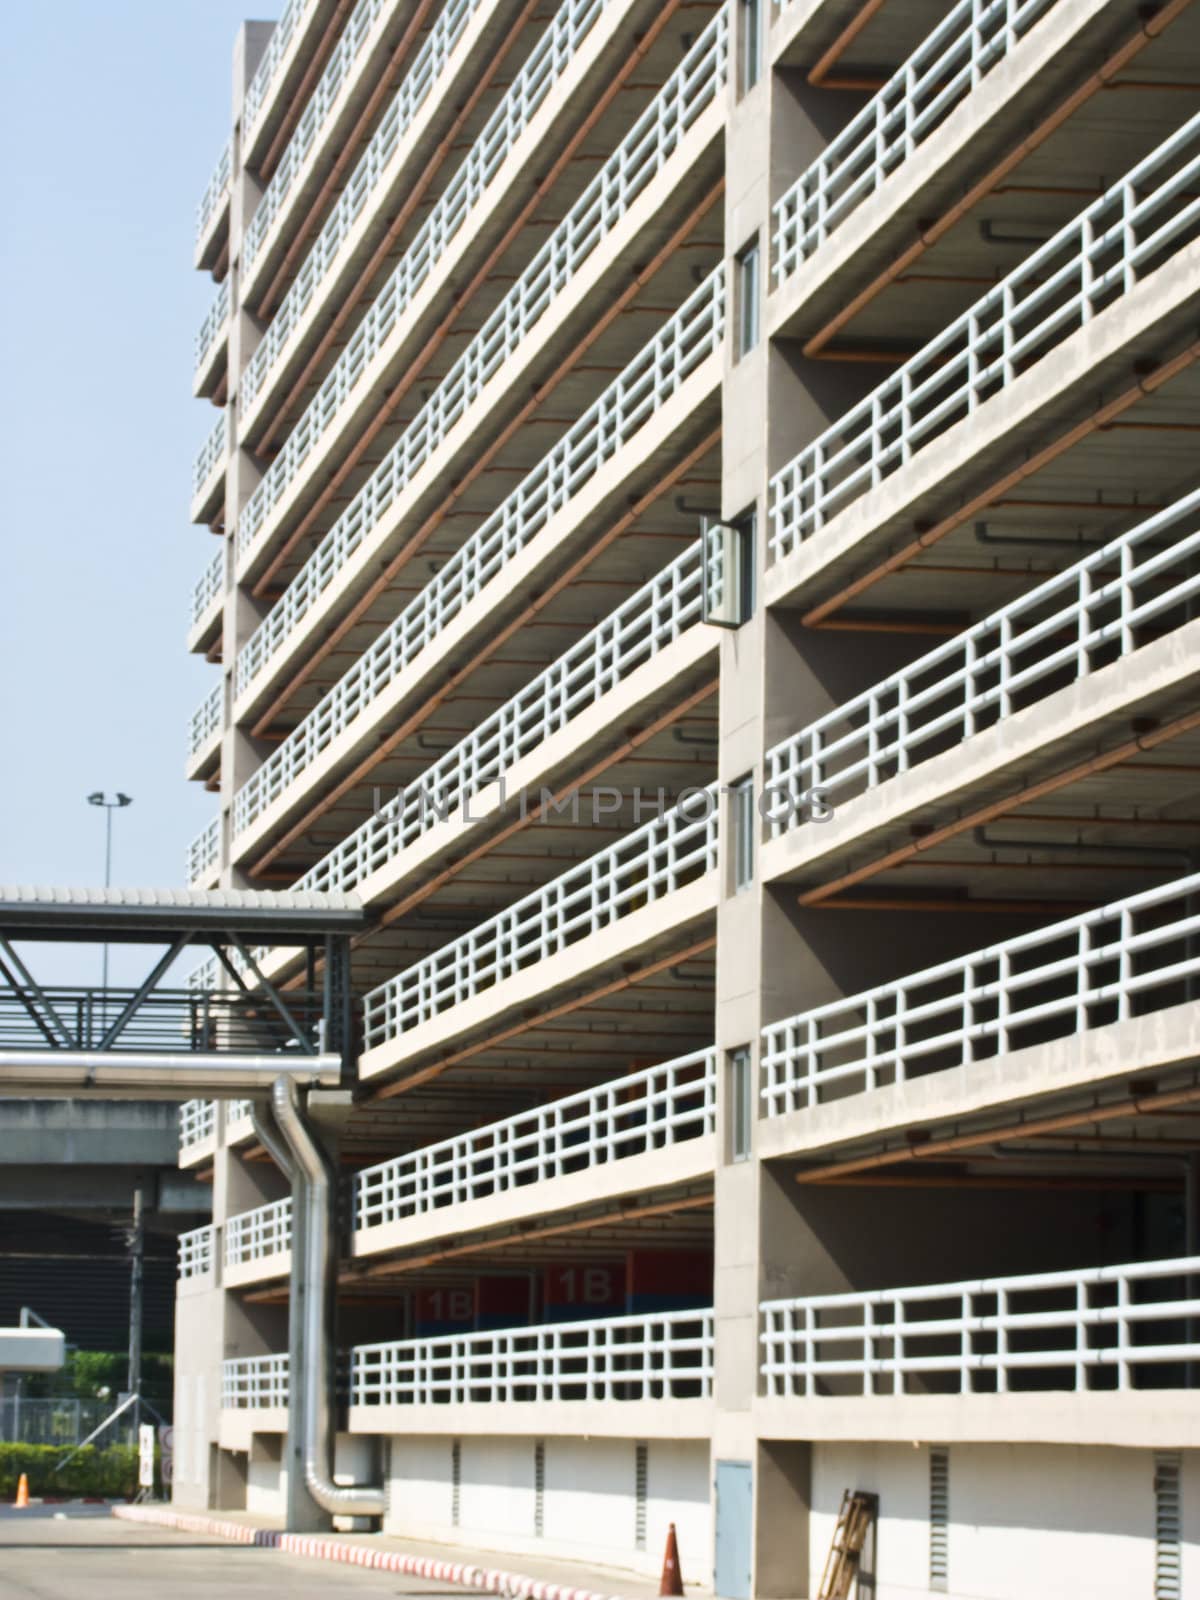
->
[234,5,728,565]
[194,279,230,378]
[191,410,229,505]
[242,0,612,403]
[186,817,220,887]
[351,1309,714,1405]
[773,0,1060,281]
[236,531,708,834]
[764,488,1200,828]
[243,0,395,271]
[222,1353,290,1409]
[225,1198,293,1268]
[240,0,492,404]
[195,140,231,243]
[363,783,719,1045]
[769,112,1200,561]
[190,546,223,632]
[238,255,722,712]
[242,0,319,139]
[188,683,222,762]
[761,1254,1200,1396]
[179,1099,216,1151]
[0,1396,137,1447]
[355,1048,716,1230]
[178,1224,216,1280]
[760,871,1200,1115]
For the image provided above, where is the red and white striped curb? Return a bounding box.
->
[113,1503,639,1600]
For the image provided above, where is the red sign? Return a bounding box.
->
[544,1262,625,1318]
[415,1286,474,1335]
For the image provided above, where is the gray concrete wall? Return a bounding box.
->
[0,1100,181,1168]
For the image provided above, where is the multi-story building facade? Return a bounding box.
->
[175,0,1200,1592]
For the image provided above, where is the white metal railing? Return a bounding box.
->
[761,871,1200,1116]
[222,1352,290,1409]
[761,1255,1200,1396]
[243,0,611,414]
[241,0,616,454]
[235,528,707,835]
[237,261,723,702]
[773,0,1060,282]
[241,0,489,411]
[241,0,489,419]
[188,682,223,761]
[179,1098,216,1149]
[243,0,389,272]
[196,141,231,244]
[227,1098,254,1126]
[186,818,221,887]
[191,410,229,504]
[177,1224,216,1280]
[765,489,1200,830]
[194,279,230,377]
[769,111,1200,562]
[235,7,728,564]
[355,1048,716,1231]
[225,1197,293,1267]
[190,545,224,630]
[363,783,719,1046]
[242,0,319,140]
[352,1308,714,1405]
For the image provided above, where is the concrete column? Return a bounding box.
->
[219,22,276,890]
[713,30,1011,1596]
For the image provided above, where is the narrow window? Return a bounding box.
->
[634,1442,649,1550]
[732,775,755,891]
[929,1447,949,1592]
[534,1440,546,1537]
[1155,1452,1182,1600]
[740,0,763,94]
[736,238,761,359]
[729,1047,752,1162]
[702,509,755,628]
[451,1439,461,1526]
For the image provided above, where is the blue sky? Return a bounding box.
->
[0,2,280,912]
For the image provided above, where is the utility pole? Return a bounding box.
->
[127,1182,145,1438]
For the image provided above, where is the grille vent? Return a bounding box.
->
[929,1447,949,1592]
[1155,1452,1182,1600]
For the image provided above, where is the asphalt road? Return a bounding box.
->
[0,1505,485,1599]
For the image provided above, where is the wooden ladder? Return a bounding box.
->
[816,1489,877,1600]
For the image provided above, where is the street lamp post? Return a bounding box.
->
[87,791,140,1446]
[87,791,132,997]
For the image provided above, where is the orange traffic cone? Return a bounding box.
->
[659,1521,684,1597]
[14,1473,30,1509]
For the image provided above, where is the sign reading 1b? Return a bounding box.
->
[543,1263,625,1322]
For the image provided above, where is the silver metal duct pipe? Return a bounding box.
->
[272,1074,385,1520]
[0,1050,342,1098]
[250,1097,293,1177]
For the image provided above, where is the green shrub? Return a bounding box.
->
[0,1443,141,1499]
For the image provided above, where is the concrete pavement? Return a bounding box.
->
[111,1503,697,1600]
[0,1503,484,1599]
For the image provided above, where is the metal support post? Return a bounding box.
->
[127,1183,145,1436]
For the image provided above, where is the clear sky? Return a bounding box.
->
[0,2,281,922]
